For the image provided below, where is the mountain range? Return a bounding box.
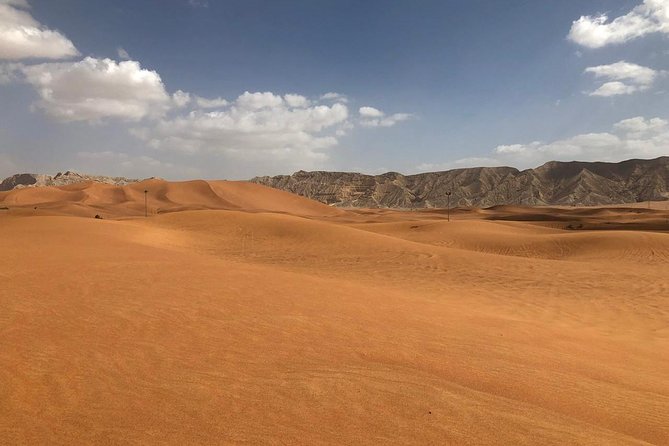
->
[251,157,669,208]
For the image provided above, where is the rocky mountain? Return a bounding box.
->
[0,171,139,191]
[251,157,669,208]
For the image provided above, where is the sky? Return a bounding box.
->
[0,0,668,180]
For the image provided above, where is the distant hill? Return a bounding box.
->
[251,157,669,207]
[0,171,139,191]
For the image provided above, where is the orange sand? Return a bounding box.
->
[1,180,668,445]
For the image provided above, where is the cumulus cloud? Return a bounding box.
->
[0,0,409,173]
[585,61,661,96]
[20,57,172,122]
[614,116,667,135]
[568,0,669,48]
[493,133,623,160]
[490,116,669,167]
[2,47,404,169]
[194,96,228,109]
[417,116,669,172]
[590,81,643,97]
[359,106,384,118]
[359,106,411,127]
[132,91,351,167]
[236,91,284,110]
[172,89,191,108]
[320,92,348,103]
[284,93,310,108]
[0,0,78,59]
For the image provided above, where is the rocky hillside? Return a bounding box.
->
[251,157,669,208]
[0,171,139,191]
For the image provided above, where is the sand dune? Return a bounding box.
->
[0,179,343,218]
[354,219,669,263]
[1,181,668,445]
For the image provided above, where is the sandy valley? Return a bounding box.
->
[1,180,668,445]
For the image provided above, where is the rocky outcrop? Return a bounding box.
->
[251,157,669,208]
[0,173,39,191]
[0,171,139,191]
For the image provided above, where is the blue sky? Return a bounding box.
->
[0,0,668,179]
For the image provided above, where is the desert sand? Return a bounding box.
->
[1,180,668,445]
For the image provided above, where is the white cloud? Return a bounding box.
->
[284,93,310,108]
[568,0,669,48]
[368,113,411,128]
[117,47,130,60]
[590,81,643,97]
[585,61,657,85]
[495,142,542,154]
[494,133,622,160]
[320,92,348,103]
[132,91,350,168]
[488,117,669,167]
[20,57,172,122]
[172,89,191,108]
[417,116,669,172]
[0,1,29,8]
[0,0,406,173]
[236,91,284,110]
[194,96,228,108]
[584,61,661,96]
[613,116,668,136]
[359,106,384,118]
[3,46,402,170]
[358,106,412,127]
[0,0,78,60]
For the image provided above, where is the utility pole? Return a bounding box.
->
[144,189,148,217]
[446,191,452,222]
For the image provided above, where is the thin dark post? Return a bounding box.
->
[446,191,452,222]
[144,189,148,217]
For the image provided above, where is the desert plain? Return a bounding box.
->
[0,179,668,445]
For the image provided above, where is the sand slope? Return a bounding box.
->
[0,179,344,218]
[1,182,668,445]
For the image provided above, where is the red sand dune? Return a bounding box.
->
[0,179,344,218]
[1,181,668,445]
